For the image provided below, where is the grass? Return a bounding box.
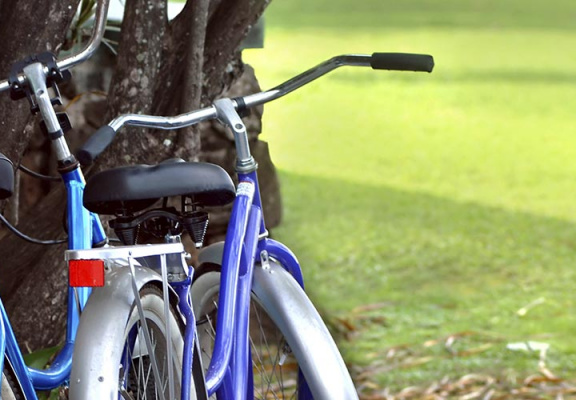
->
[243,0,576,392]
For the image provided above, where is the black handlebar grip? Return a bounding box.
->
[371,53,434,73]
[77,125,117,166]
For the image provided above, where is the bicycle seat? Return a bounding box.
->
[0,153,14,200]
[84,161,236,215]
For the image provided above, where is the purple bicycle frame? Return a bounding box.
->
[193,170,309,398]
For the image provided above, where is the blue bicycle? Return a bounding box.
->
[64,50,434,399]
[0,0,110,398]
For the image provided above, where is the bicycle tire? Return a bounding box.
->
[119,284,186,399]
[191,261,358,400]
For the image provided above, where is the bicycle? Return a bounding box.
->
[0,0,116,398]
[64,50,434,399]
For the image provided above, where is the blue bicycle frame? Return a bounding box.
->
[171,166,309,400]
[0,168,106,397]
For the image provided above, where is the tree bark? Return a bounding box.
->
[175,0,210,161]
[0,190,68,348]
[95,0,169,171]
[97,0,271,171]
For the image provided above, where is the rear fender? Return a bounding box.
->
[69,262,164,399]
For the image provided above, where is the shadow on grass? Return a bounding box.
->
[277,171,576,270]
[273,170,576,387]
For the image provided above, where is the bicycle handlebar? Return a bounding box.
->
[77,52,434,165]
[0,0,110,93]
[77,107,219,165]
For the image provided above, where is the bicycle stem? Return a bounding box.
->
[213,98,256,173]
[23,63,73,163]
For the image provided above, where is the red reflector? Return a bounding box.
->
[69,259,105,287]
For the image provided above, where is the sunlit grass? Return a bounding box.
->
[244,0,576,390]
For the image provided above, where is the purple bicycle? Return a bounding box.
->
[66,50,434,399]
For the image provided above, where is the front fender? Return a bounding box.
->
[69,263,163,399]
[198,239,305,287]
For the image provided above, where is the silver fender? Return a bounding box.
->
[253,263,359,400]
[199,242,358,399]
[69,263,163,400]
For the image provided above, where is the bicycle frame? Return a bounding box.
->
[200,169,309,399]
[164,167,307,399]
[127,97,309,398]
[0,0,109,395]
[0,161,107,397]
[0,167,106,396]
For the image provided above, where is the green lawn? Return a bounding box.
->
[244,0,576,393]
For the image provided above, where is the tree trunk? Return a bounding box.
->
[175,0,209,161]
[0,0,272,350]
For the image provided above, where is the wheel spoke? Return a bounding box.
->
[138,329,144,397]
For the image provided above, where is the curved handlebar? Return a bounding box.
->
[79,52,435,164]
[242,52,433,109]
[0,0,110,93]
[77,107,219,165]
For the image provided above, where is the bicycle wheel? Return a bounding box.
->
[119,284,185,399]
[191,262,358,400]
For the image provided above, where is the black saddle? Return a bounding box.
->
[84,161,236,215]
